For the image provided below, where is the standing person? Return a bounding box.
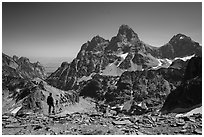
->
[47,93,55,115]
[55,100,59,108]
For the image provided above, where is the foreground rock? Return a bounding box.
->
[2,100,202,135]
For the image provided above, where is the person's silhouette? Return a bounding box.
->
[47,93,55,114]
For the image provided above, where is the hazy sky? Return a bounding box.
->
[2,2,202,59]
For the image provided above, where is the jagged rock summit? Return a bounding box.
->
[47,25,202,91]
[159,33,201,59]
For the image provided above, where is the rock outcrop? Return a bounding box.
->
[114,66,188,108]
[161,57,202,113]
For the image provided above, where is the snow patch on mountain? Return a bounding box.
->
[117,52,129,60]
[165,58,173,65]
[179,36,184,40]
[102,63,124,76]
[77,73,96,83]
[116,53,129,67]
[129,60,143,71]
[100,54,196,76]
[152,59,163,69]
[152,54,195,70]
[174,54,195,61]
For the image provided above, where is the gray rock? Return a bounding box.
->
[4,124,21,128]
[112,120,133,125]
[194,128,202,134]
[2,115,9,119]
[137,131,145,135]
[182,123,189,129]
[179,129,187,133]
[176,119,185,126]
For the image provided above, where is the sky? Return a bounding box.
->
[2,2,202,61]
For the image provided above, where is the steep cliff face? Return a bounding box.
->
[76,35,109,77]
[46,62,71,90]
[161,57,202,113]
[47,25,202,91]
[47,36,110,90]
[115,68,184,106]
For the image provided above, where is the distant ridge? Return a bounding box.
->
[2,53,47,80]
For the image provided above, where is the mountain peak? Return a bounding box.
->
[175,33,187,37]
[169,33,191,44]
[118,24,133,34]
[119,24,131,30]
[91,35,106,43]
[18,56,30,63]
[117,24,139,41]
[13,55,19,62]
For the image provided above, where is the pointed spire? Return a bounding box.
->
[117,24,139,41]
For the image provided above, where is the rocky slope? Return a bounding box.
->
[2,107,202,135]
[2,78,79,117]
[47,25,201,91]
[161,56,202,113]
[2,53,79,117]
[2,53,48,95]
[78,66,186,111]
